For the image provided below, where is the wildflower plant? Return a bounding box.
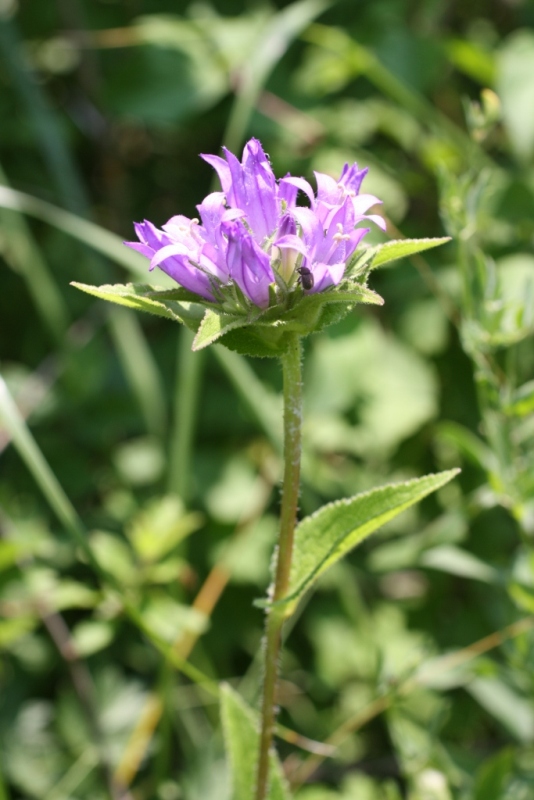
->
[73,139,457,800]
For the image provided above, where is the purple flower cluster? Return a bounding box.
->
[125,139,385,309]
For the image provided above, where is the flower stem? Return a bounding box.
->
[256,333,302,800]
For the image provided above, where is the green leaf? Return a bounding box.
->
[419,545,499,584]
[220,684,291,800]
[312,301,356,334]
[72,280,384,357]
[140,595,207,644]
[474,747,514,800]
[71,282,205,329]
[324,287,384,305]
[192,308,255,351]
[437,421,496,473]
[0,617,38,647]
[284,285,384,322]
[217,324,290,359]
[127,496,203,563]
[497,30,534,163]
[72,620,114,657]
[369,237,451,269]
[446,38,496,86]
[146,286,211,303]
[274,469,460,615]
[509,582,534,614]
[91,531,138,587]
[468,676,534,742]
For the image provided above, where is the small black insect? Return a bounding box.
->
[296,266,314,291]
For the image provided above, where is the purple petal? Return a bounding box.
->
[124,145,385,308]
[161,215,194,237]
[339,163,368,195]
[124,240,154,260]
[151,247,216,299]
[221,146,246,209]
[314,171,340,205]
[275,234,309,259]
[310,261,346,293]
[364,213,387,231]
[292,207,323,257]
[279,176,315,207]
[196,192,226,241]
[201,154,233,198]
[134,220,167,249]
[276,212,297,239]
[347,227,370,257]
[277,178,298,209]
[239,138,279,243]
[226,223,273,308]
[197,243,229,281]
[150,243,191,270]
[318,198,355,262]
[351,194,382,216]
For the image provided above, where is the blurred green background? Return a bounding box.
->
[1,0,534,798]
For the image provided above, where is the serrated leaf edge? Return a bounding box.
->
[371,237,451,269]
[192,308,258,351]
[271,468,461,611]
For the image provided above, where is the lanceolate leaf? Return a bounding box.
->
[322,287,384,305]
[192,308,256,351]
[221,684,291,800]
[370,237,451,269]
[72,277,385,359]
[275,469,460,616]
[217,324,290,358]
[71,282,205,328]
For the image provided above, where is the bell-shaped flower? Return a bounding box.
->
[225,220,274,309]
[202,138,279,245]
[282,165,386,233]
[125,219,217,300]
[276,197,372,293]
[124,138,385,309]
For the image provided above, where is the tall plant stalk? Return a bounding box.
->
[256,333,303,800]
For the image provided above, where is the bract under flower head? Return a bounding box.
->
[124,139,385,309]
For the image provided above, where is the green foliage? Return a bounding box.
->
[71,282,206,326]
[365,237,451,270]
[497,31,534,163]
[273,470,459,615]
[221,685,291,800]
[72,239,451,358]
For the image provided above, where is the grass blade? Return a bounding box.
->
[0,186,148,278]
[0,165,69,341]
[0,17,168,441]
[0,15,87,213]
[108,308,167,438]
[0,373,87,552]
[223,0,332,154]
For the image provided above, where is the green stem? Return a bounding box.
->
[256,334,302,800]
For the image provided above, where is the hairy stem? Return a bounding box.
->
[256,333,302,800]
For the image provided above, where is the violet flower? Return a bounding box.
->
[125,139,385,309]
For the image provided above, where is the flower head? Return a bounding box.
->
[125,139,385,309]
